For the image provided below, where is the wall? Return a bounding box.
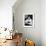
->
[13,0,42,46]
[41,0,46,46]
[0,0,16,30]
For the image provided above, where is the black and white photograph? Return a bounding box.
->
[24,14,34,27]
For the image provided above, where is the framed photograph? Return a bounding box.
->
[23,13,34,27]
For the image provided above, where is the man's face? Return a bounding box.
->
[28,17,31,20]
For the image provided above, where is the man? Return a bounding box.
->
[25,15,33,26]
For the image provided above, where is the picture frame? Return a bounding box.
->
[23,13,34,27]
